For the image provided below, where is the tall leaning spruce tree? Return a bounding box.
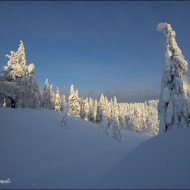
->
[157,23,190,132]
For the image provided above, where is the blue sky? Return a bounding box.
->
[1,1,190,102]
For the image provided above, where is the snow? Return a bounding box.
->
[27,63,34,74]
[162,87,171,103]
[61,104,68,128]
[95,127,190,189]
[0,108,150,189]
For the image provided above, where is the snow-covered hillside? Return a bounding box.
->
[95,127,190,189]
[0,108,150,189]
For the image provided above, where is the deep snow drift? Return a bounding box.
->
[1,108,189,189]
[96,127,190,189]
[0,108,150,189]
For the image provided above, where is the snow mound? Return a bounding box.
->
[95,128,190,189]
[0,108,150,189]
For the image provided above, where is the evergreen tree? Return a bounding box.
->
[112,96,119,121]
[102,96,112,136]
[75,89,81,117]
[42,78,51,108]
[1,40,40,108]
[54,87,61,112]
[84,97,89,120]
[93,99,98,122]
[68,84,75,115]
[68,85,80,117]
[110,96,122,141]
[79,97,89,120]
[88,98,94,121]
[50,84,55,110]
[79,97,86,119]
[97,94,105,122]
[157,23,190,132]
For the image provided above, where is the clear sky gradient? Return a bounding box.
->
[1,1,190,102]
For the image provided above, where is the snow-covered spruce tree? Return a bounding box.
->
[109,98,113,120]
[97,94,105,122]
[3,51,21,81]
[15,59,40,108]
[102,96,111,136]
[49,84,55,110]
[79,97,89,120]
[111,97,119,121]
[3,41,29,81]
[1,48,20,107]
[157,23,190,132]
[128,108,141,132]
[74,89,81,117]
[93,99,98,122]
[110,96,122,141]
[54,87,61,112]
[2,40,41,108]
[42,78,51,108]
[88,98,94,121]
[84,97,89,120]
[79,97,86,119]
[68,84,75,115]
[68,85,80,117]
[17,40,26,68]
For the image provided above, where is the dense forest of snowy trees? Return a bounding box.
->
[119,100,159,135]
[0,40,159,140]
[1,23,190,140]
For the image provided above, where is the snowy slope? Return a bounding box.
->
[96,127,190,189]
[0,108,150,189]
